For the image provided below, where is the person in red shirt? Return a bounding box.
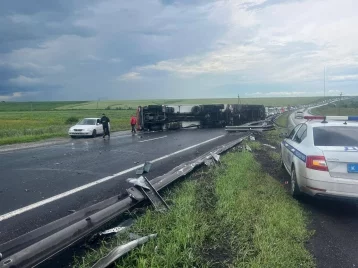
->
[130,115,137,134]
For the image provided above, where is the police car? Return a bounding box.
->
[68,118,110,138]
[280,115,358,199]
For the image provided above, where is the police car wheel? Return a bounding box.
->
[290,167,301,198]
[92,130,97,138]
[280,154,285,169]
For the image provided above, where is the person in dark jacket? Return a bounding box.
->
[100,113,110,138]
[130,115,137,134]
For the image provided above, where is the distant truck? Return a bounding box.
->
[136,104,265,131]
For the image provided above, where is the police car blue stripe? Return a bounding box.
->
[283,142,307,163]
[348,116,358,121]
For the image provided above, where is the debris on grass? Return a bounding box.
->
[263,143,276,149]
[91,234,157,268]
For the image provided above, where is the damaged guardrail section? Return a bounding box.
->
[225,120,275,132]
[0,136,247,268]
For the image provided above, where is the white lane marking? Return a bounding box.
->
[139,136,167,143]
[0,134,225,222]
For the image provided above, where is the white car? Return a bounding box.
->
[280,116,358,199]
[68,118,110,138]
[295,111,304,119]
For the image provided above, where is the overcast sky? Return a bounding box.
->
[0,0,357,101]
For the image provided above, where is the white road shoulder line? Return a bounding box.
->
[138,136,167,143]
[0,134,225,222]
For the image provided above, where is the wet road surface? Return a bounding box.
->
[0,129,244,243]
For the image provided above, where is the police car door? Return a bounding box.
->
[290,124,308,173]
[283,124,302,170]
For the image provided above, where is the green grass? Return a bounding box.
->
[0,110,133,145]
[275,112,290,128]
[311,97,358,116]
[58,97,334,110]
[248,141,262,150]
[263,112,290,147]
[74,152,314,268]
[0,101,88,111]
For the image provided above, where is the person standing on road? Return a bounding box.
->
[130,114,137,134]
[100,113,110,138]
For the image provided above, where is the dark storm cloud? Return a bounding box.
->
[0,0,96,53]
[0,0,98,98]
[1,0,356,100]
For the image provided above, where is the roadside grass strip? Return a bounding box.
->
[0,110,132,145]
[74,151,314,268]
[275,112,290,128]
[216,153,313,268]
[247,141,262,150]
[264,112,290,148]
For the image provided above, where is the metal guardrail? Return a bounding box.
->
[225,120,275,132]
[0,136,246,268]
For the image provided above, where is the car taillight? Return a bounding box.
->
[306,156,328,171]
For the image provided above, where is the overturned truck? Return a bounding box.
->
[136,104,265,131]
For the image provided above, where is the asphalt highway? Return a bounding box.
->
[0,129,245,244]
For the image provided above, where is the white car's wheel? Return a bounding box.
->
[92,130,97,138]
[290,167,302,198]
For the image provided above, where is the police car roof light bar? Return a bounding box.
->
[304,115,358,121]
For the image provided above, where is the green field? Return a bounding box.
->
[56,97,334,110]
[0,101,87,111]
[311,97,358,116]
[0,110,133,145]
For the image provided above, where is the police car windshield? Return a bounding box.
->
[78,119,96,125]
[313,126,358,146]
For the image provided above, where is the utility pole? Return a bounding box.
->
[338,92,342,115]
[237,94,240,105]
[97,98,99,110]
[324,66,326,99]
